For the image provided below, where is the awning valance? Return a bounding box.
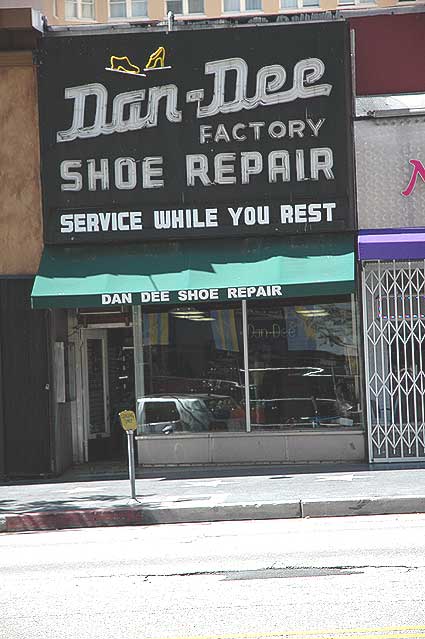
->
[31,235,355,309]
[358,229,425,261]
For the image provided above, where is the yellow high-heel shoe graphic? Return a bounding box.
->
[144,46,171,72]
[145,46,165,69]
[105,55,146,76]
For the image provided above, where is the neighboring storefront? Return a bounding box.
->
[0,8,72,479]
[33,19,364,465]
[356,101,425,462]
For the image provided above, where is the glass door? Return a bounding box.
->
[83,330,110,458]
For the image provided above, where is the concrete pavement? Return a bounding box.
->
[1,462,425,532]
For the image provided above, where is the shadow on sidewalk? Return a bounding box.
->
[0,494,157,514]
[57,460,425,482]
[2,460,425,488]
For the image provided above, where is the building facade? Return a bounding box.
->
[356,106,425,462]
[0,4,419,474]
[43,0,416,27]
[32,18,366,465]
[0,7,72,478]
[350,11,425,462]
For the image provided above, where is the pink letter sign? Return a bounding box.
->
[402,159,425,197]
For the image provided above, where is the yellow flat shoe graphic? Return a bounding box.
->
[105,55,145,76]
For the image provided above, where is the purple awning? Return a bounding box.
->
[358,229,425,261]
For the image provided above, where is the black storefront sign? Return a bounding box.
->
[38,21,354,244]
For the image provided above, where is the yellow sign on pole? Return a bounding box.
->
[119,410,137,432]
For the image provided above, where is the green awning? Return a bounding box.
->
[31,235,355,309]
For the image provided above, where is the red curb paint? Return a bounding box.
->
[4,508,145,532]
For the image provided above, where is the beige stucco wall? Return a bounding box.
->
[149,0,165,19]
[375,0,398,6]
[96,0,109,22]
[0,53,43,275]
[263,0,279,13]
[320,0,336,8]
[206,0,221,16]
[43,0,405,25]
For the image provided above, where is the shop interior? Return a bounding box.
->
[77,295,362,461]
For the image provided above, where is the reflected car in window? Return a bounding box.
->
[136,394,245,434]
[249,365,357,428]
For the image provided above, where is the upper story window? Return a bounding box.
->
[281,0,319,8]
[109,0,148,18]
[65,0,95,19]
[223,0,262,12]
[166,0,205,14]
[338,0,374,5]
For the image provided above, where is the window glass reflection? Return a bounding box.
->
[139,306,246,434]
[248,299,361,430]
[137,297,361,435]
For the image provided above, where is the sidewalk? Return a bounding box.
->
[1,462,425,533]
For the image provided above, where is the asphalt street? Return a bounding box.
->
[1,514,425,639]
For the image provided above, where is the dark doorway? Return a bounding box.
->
[86,327,135,461]
[0,279,51,477]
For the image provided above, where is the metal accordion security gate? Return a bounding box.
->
[362,261,425,461]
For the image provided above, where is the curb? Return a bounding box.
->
[301,496,425,518]
[1,496,424,533]
[0,508,147,533]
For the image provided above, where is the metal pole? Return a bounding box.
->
[242,300,251,433]
[132,306,145,402]
[126,430,136,499]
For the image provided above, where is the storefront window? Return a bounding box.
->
[136,296,361,435]
[247,298,361,430]
[139,305,245,434]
